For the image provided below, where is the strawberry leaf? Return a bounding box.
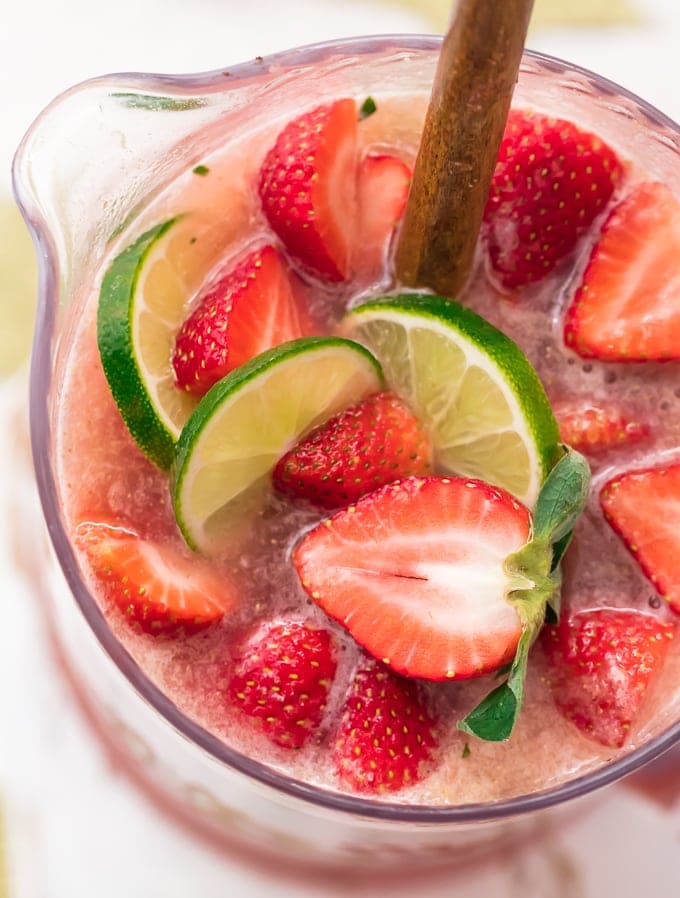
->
[458,680,517,741]
[459,617,538,742]
[551,530,573,572]
[359,96,377,120]
[112,92,206,111]
[458,448,591,742]
[532,446,590,544]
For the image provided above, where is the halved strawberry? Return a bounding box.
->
[564,182,680,360]
[293,476,530,680]
[600,463,680,612]
[484,110,623,289]
[553,400,648,455]
[334,658,438,793]
[541,609,676,748]
[172,244,305,396]
[272,391,432,509]
[259,99,358,282]
[353,153,411,280]
[227,622,337,749]
[75,520,235,635]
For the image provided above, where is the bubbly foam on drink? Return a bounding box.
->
[56,95,680,804]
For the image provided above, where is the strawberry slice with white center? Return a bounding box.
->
[173,244,306,396]
[600,462,680,612]
[293,476,531,680]
[259,99,358,282]
[564,182,680,360]
[353,153,411,280]
[75,520,236,635]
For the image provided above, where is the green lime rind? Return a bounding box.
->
[97,218,180,470]
[343,293,560,507]
[171,336,384,552]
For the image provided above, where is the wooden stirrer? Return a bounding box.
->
[395,0,534,296]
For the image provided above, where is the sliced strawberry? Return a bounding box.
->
[484,110,623,289]
[600,463,680,612]
[259,99,358,282]
[565,182,680,360]
[227,622,337,749]
[541,609,676,748]
[334,658,437,793]
[273,391,432,509]
[353,153,411,280]
[75,520,235,635]
[173,244,305,396]
[294,476,530,680]
[553,400,648,455]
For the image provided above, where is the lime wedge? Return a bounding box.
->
[343,294,559,507]
[98,215,231,469]
[172,337,383,552]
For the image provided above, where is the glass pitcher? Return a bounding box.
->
[12,34,680,875]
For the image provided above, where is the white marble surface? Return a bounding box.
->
[2,1,680,895]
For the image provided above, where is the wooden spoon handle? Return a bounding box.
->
[395,0,534,297]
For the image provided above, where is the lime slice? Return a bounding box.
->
[97,215,231,469]
[172,337,383,552]
[343,294,559,507]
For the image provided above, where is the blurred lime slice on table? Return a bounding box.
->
[0,198,38,375]
[343,294,560,507]
[172,337,383,553]
[97,215,232,469]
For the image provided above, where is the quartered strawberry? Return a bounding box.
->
[173,244,304,396]
[564,182,680,360]
[484,110,622,289]
[75,520,235,635]
[334,658,437,793]
[353,153,411,280]
[273,391,432,509]
[554,400,648,455]
[259,99,358,282]
[227,622,337,749]
[541,609,676,748]
[294,476,530,680]
[601,463,680,612]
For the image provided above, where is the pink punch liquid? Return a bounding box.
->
[55,92,680,806]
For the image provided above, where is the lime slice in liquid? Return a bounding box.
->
[172,337,383,552]
[98,215,230,469]
[343,293,560,507]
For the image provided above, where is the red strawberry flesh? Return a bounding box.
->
[353,153,411,280]
[259,99,358,282]
[564,181,680,360]
[75,520,235,635]
[273,391,432,509]
[173,244,304,396]
[601,462,680,612]
[294,476,530,680]
[227,622,336,749]
[484,110,622,289]
[334,659,437,793]
[541,609,676,748]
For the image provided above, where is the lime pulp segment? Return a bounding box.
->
[343,294,560,507]
[172,337,384,552]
